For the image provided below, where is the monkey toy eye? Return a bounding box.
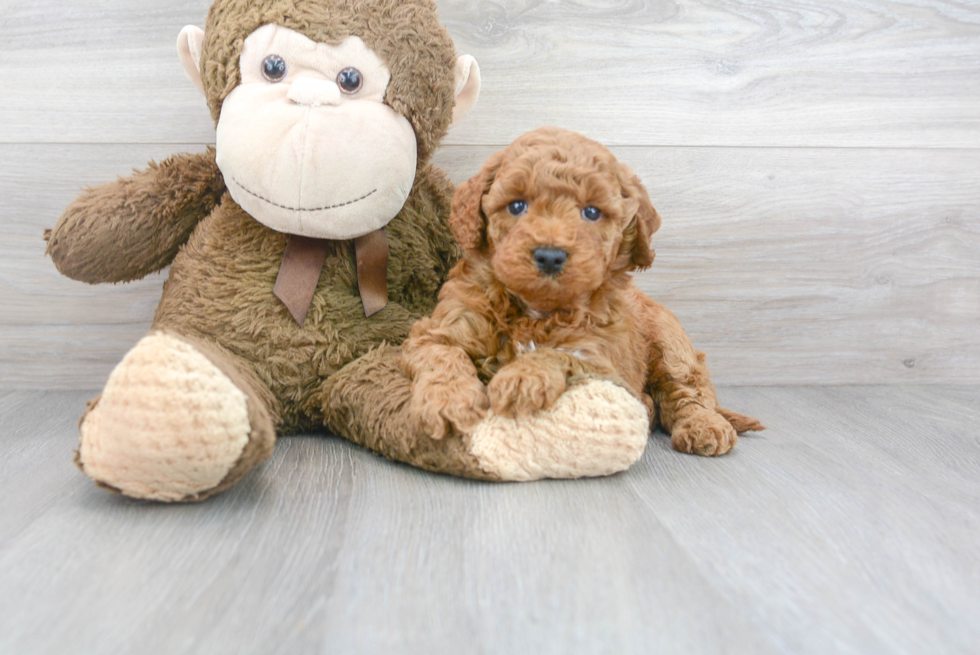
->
[337,67,363,94]
[507,200,528,217]
[581,206,602,222]
[262,55,288,82]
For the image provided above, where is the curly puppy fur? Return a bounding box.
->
[400,127,764,456]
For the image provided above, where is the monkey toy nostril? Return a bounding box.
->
[533,247,568,275]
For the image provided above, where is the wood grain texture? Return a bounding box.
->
[0,0,978,147]
[632,385,980,655]
[1,0,978,386]
[0,387,977,654]
[4,143,977,387]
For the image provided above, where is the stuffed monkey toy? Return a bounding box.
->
[46,0,651,501]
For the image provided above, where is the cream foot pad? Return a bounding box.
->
[469,379,649,481]
[78,332,252,501]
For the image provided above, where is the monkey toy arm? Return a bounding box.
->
[46,148,225,284]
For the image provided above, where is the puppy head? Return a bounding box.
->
[450,127,661,311]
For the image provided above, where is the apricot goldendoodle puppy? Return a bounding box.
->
[400,127,763,457]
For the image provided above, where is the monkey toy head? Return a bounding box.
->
[176,0,480,241]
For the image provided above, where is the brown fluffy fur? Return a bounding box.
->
[401,128,764,456]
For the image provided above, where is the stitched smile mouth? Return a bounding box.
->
[231,177,377,212]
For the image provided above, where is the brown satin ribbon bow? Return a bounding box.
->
[273,229,389,326]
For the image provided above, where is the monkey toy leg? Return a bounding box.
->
[637,296,765,457]
[75,329,277,502]
[318,345,651,481]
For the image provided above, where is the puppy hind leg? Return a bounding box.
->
[643,303,740,457]
[653,364,739,457]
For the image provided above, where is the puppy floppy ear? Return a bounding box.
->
[450,153,503,256]
[614,166,662,272]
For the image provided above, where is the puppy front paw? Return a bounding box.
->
[671,408,738,456]
[488,362,566,418]
[411,374,489,439]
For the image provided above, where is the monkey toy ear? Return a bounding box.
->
[449,152,502,256]
[177,26,206,96]
[450,55,481,127]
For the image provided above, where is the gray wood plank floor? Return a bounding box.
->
[1,386,977,655]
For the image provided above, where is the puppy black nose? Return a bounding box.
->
[533,247,567,275]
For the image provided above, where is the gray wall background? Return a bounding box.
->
[2,0,978,388]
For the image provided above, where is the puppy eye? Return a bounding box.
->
[337,68,363,94]
[262,55,288,82]
[507,200,528,217]
[582,206,602,222]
